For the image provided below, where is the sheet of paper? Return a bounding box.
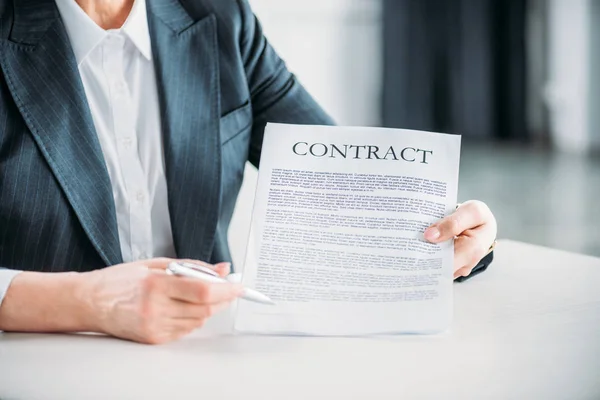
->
[235,124,461,335]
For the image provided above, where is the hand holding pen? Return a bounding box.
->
[73,258,245,345]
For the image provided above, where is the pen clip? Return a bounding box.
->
[178,262,220,277]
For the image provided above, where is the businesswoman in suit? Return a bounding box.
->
[0,0,497,343]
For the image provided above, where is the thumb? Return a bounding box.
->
[143,257,176,270]
[212,262,232,277]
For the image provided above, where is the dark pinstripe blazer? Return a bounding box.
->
[0,0,333,272]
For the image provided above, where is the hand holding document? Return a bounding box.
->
[235,124,461,335]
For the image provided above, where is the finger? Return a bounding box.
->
[161,276,243,305]
[211,262,231,277]
[149,318,207,344]
[453,234,488,273]
[143,257,176,270]
[168,319,209,342]
[424,200,492,243]
[454,266,472,280]
[167,317,207,333]
[168,299,233,320]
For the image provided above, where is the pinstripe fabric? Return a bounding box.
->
[0,0,334,273]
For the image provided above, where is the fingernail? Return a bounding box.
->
[216,262,231,270]
[424,227,440,241]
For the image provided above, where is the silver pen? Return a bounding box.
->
[166,261,275,305]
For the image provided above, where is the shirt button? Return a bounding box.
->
[114,82,127,97]
[107,34,123,45]
[121,137,133,148]
[139,252,148,260]
[135,190,145,203]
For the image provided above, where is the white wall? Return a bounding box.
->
[526,0,549,139]
[589,1,600,150]
[249,0,383,126]
[228,0,383,268]
[546,0,600,153]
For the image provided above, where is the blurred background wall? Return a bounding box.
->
[228,0,600,267]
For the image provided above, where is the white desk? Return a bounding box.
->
[1,240,599,400]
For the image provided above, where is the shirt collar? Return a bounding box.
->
[121,0,153,61]
[55,0,153,65]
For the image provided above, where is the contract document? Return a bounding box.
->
[234,124,461,335]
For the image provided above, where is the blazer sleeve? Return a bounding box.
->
[236,0,336,168]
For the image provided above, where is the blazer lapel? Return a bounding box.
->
[0,0,123,265]
[148,0,222,261]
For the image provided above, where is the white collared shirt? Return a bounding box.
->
[0,0,176,308]
[56,0,176,261]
